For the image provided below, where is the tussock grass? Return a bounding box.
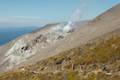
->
[0,34,120,80]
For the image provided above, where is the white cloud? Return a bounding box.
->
[0,16,56,27]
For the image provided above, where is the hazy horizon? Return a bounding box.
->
[0,0,120,27]
[0,0,120,45]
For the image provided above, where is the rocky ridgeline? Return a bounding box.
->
[1,23,75,71]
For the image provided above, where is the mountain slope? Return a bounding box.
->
[0,30,119,80]
[0,3,120,73]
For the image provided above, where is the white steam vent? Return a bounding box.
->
[63,6,84,33]
[63,0,87,33]
[63,21,73,32]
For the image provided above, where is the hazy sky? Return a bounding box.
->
[0,0,120,26]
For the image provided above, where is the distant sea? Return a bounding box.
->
[0,26,39,45]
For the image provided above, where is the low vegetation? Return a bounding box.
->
[0,34,120,80]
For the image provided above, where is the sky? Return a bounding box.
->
[0,0,120,26]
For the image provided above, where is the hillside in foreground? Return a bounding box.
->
[0,31,119,80]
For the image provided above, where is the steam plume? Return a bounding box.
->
[63,0,87,32]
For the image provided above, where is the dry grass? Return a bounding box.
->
[0,34,120,80]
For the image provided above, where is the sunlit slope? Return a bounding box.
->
[0,3,120,74]
[0,31,120,80]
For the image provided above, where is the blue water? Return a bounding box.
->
[0,27,39,45]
